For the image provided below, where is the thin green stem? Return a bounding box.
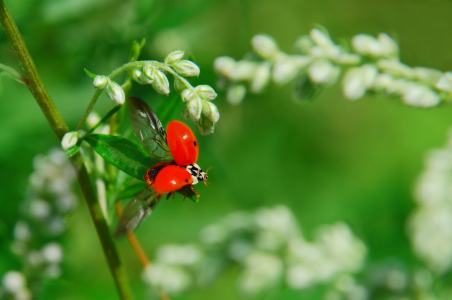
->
[77,88,102,131]
[0,2,133,299]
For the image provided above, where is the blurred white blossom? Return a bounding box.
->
[408,129,452,274]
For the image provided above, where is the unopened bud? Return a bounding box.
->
[294,35,314,54]
[106,81,125,105]
[61,131,79,150]
[195,85,217,101]
[308,59,340,85]
[165,50,185,65]
[2,271,26,293]
[181,89,198,102]
[377,59,415,78]
[227,84,246,105]
[214,56,236,77]
[250,62,271,93]
[252,34,279,59]
[201,101,220,123]
[151,69,170,94]
[436,72,452,92]
[310,28,334,48]
[93,75,109,89]
[414,67,442,86]
[402,83,440,108]
[196,116,215,135]
[173,60,200,77]
[174,77,186,93]
[143,65,156,83]
[342,68,366,100]
[377,33,398,57]
[185,97,202,120]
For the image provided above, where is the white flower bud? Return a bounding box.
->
[352,34,381,56]
[362,64,378,88]
[214,56,236,77]
[132,68,150,85]
[310,28,334,48]
[250,62,271,93]
[87,112,101,128]
[106,81,125,105]
[342,64,377,100]
[436,72,452,92]
[402,83,440,108]
[174,77,186,93]
[342,68,366,100]
[164,50,185,65]
[251,34,279,59]
[377,33,398,57]
[414,67,443,86]
[229,61,257,81]
[30,199,51,220]
[201,101,220,123]
[151,69,170,94]
[373,73,393,91]
[93,75,109,89]
[294,35,314,54]
[143,65,156,83]
[196,116,215,135]
[195,85,217,101]
[273,56,311,85]
[185,97,202,121]
[41,243,63,264]
[61,131,79,150]
[227,84,246,105]
[377,59,415,78]
[308,59,340,85]
[335,53,361,65]
[172,60,200,77]
[181,89,198,102]
[2,271,26,293]
[386,78,409,94]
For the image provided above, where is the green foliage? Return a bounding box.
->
[84,134,154,181]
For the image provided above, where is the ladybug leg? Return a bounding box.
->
[180,188,187,201]
[166,191,175,200]
[190,185,200,198]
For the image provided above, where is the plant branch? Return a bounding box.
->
[77,88,102,131]
[0,1,133,299]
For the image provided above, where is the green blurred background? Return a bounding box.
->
[1,0,452,299]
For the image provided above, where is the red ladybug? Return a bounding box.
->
[115,97,208,235]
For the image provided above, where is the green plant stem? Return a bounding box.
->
[0,2,133,299]
[77,88,102,131]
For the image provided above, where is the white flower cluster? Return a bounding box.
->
[129,50,219,135]
[142,205,367,298]
[408,129,452,274]
[215,27,450,108]
[2,149,76,300]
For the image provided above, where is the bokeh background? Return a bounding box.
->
[1,0,452,299]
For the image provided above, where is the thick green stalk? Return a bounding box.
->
[0,2,133,299]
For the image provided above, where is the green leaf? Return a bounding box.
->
[293,73,322,103]
[84,134,155,180]
[64,144,80,158]
[84,68,97,79]
[116,182,148,202]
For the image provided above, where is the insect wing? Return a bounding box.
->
[128,96,172,162]
[114,188,158,236]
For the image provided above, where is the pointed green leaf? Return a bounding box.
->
[84,134,155,180]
